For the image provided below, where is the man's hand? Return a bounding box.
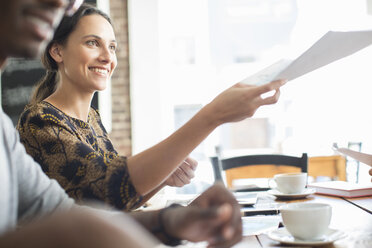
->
[164,157,198,187]
[162,183,242,248]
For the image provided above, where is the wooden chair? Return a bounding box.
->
[210,153,308,188]
[308,155,346,181]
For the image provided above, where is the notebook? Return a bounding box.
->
[307,181,372,198]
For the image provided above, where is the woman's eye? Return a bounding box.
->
[109,45,116,51]
[86,40,98,46]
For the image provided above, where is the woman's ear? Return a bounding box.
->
[49,43,63,63]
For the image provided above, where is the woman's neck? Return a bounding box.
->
[44,83,94,122]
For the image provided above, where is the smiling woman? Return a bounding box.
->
[16,4,136,210]
[16,3,198,210]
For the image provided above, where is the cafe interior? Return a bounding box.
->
[128,0,372,192]
[0,0,371,247]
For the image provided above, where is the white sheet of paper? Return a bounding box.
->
[242,215,281,236]
[241,29,372,86]
[335,147,372,167]
[234,192,258,206]
[165,193,198,206]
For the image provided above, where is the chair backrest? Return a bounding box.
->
[210,153,308,188]
[308,155,346,181]
[210,156,223,181]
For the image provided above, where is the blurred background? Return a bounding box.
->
[129,0,372,192]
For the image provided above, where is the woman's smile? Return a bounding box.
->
[88,66,109,77]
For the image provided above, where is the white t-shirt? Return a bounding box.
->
[0,108,73,235]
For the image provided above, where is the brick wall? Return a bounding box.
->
[109,0,132,156]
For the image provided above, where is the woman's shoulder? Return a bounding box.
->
[27,101,66,119]
[89,107,108,134]
[17,101,68,129]
[88,106,102,124]
[89,106,100,117]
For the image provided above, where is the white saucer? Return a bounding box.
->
[268,188,316,199]
[268,227,346,246]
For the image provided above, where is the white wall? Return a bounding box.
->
[128,0,372,183]
[128,0,163,153]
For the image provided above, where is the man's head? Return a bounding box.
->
[0,0,83,66]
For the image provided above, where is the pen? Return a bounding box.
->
[235,187,271,192]
[241,208,280,216]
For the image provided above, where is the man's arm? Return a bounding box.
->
[0,208,158,248]
[1,110,73,223]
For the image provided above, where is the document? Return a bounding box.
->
[232,178,271,192]
[241,29,372,85]
[333,144,372,167]
[165,194,198,206]
[242,215,281,236]
[234,192,258,206]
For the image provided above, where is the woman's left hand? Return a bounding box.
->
[164,157,198,187]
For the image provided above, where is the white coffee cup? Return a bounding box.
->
[280,203,332,240]
[272,172,307,194]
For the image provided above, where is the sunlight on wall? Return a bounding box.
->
[129,0,372,188]
[280,0,372,183]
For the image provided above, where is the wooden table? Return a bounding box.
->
[345,196,372,214]
[234,194,372,248]
[159,193,372,248]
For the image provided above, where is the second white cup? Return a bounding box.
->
[273,172,307,194]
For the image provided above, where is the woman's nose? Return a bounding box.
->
[98,47,113,63]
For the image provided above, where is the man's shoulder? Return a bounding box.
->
[0,107,14,128]
[0,107,18,140]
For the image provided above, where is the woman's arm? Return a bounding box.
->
[128,80,285,195]
[17,105,143,211]
[17,103,196,210]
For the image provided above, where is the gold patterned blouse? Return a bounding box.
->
[16,101,142,211]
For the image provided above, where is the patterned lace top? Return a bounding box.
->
[16,101,142,211]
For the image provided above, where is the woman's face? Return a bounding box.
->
[57,14,117,93]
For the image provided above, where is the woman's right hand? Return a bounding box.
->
[203,80,286,126]
[164,157,198,187]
